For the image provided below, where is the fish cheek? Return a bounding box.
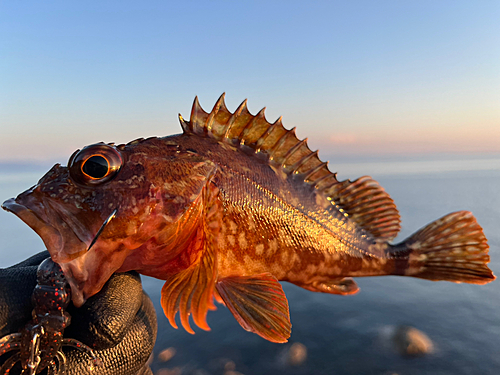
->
[111,193,187,250]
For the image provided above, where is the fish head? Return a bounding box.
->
[2,138,208,306]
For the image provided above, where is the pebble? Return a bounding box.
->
[192,370,210,375]
[393,325,434,356]
[288,342,308,366]
[223,359,245,375]
[224,361,236,371]
[278,342,308,366]
[158,347,177,362]
[156,367,182,375]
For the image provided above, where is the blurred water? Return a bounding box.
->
[1,156,499,375]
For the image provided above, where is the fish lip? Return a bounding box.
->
[2,197,65,258]
[1,197,89,263]
[2,197,94,306]
[2,196,122,307]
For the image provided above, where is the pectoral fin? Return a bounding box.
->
[215,273,291,343]
[296,277,360,295]
[160,181,222,334]
[160,235,217,334]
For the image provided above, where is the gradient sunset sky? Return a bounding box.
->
[1,1,499,162]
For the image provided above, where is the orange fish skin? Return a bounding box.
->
[2,95,494,343]
[174,134,385,283]
[111,134,385,285]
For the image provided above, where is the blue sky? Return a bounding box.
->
[1,1,499,162]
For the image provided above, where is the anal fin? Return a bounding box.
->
[216,273,291,343]
[296,277,359,295]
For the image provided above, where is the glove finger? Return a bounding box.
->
[0,251,53,334]
[5,251,50,269]
[65,271,145,350]
[0,267,38,335]
[64,292,157,375]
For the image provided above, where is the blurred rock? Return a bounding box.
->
[288,342,308,366]
[208,357,235,373]
[224,360,236,371]
[192,369,210,375]
[205,358,244,375]
[156,367,182,375]
[393,325,433,356]
[278,342,308,366]
[223,359,245,375]
[158,347,177,362]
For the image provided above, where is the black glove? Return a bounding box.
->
[0,251,157,375]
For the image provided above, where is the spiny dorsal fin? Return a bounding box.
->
[180,94,401,241]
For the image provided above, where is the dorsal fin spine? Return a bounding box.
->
[321,180,338,192]
[183,96,401,242]
[223,99,247,140]
[240,107,266,145]
[269,124,294,163]
[303,161,328,181]
[179,114,190,133]
[291,150,318,174]
[236,106,259,144]
[206,93,226,134]
[190,96,209,135]
[255,120,277,152]
[189,96,201,133]
[312,172,337,188]
[282,138,307,168]
[267,123,292,161]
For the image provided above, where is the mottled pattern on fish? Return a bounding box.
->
[2,94,494,343]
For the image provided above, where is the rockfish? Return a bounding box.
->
[2,95,495,343]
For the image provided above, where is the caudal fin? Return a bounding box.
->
[401,211,495,284]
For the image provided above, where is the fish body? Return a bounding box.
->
[2,95,495,343]
[151,133,387,283]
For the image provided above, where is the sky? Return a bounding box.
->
[1,1,499,163]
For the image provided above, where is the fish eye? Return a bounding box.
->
[82,155,110,179]
[69,144,123,186]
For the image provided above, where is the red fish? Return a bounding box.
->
[2,95,495,343]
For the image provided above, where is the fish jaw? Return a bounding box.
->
[2,192,127,306]
[58,241,132,306]
[1,164,120,305]
[2,197,65,258]
[1,192,90,263]
[1,164,106,260]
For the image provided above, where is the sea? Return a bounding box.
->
[1,154,499,375]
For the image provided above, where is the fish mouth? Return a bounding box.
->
[2,190,101,306]
[2,190,128,307]
[2,195,90,263]
[2,197,67,258]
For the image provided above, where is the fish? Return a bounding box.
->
[2,94,495,343]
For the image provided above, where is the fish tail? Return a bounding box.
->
[395,211,495,284]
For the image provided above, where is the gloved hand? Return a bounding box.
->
[0,251,157,375]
